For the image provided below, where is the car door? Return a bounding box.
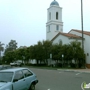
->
[13,70,27,90]
[22,69,34,89]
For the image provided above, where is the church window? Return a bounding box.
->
[49,12,51,20]
[59,39,62,45]
[56,25,59,30]
[87,53,89,56]
[56,12,58,20]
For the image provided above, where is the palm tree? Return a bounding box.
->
[0,42,4,61]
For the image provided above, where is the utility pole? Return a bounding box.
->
[81,0,84,50]
[81,0,85,68]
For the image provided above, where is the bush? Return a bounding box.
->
[26,63,47,67]
[70,63,75,68]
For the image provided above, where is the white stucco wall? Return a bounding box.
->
[69,30,90,64]
[52,34,82,45]
[53,35,69,44]
[84,36,90,64]
[46,23,63,40]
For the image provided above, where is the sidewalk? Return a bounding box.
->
[57,68,90,73]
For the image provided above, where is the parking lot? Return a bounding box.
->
[0,65,90,90]
[29,68,90,90]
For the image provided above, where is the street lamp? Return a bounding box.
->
[81,0,84,50]
[50,53,52,66]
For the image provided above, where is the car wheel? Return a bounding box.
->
[29,83,35,90]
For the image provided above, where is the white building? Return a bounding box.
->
[46,0,90,68]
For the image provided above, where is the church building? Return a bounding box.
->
[46,0,90,68]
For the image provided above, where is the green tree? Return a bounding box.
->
[16,48,26,63]
[3,51,16,64]
[69,41,85,68]
[24,47,31,64]
[51,44,61,60]
[42,40,52,65]
[5,40,17,54]
[60,44,73,67]
[34,41,44,65]
[29,45,35,60]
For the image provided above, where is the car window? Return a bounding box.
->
[22,69,33,77]
[14,70,24,81]
[0,72,13,82]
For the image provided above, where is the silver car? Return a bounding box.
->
[0,68,38,90]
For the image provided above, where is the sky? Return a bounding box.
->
[0,0,90,47]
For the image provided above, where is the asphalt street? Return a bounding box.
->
[29,68,90,90]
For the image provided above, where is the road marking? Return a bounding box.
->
[59,72,62,73]
[47,70,52,71]
[76,73,81,75]
[47,89,50,90]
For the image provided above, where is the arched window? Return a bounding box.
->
[56,12,58,20]
[49,12,51,20]
[59,39,62,45]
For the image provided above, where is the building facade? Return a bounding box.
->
[46,0,90,68]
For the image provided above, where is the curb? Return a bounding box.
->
[57,69,90,73]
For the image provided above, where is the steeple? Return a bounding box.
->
[46,0,63,40]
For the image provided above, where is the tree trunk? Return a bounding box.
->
[36,60,39,65]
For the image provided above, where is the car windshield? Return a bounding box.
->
[0,72,13,82]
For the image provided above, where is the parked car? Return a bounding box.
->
[0,65,6,70]
[10,61,22,67]
[0,68,38,90]
[0,65,11,70]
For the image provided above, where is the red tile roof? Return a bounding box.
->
[51,32,82,41]
[69,29,90,36]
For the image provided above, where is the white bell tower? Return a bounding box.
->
[46,0,63,40]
